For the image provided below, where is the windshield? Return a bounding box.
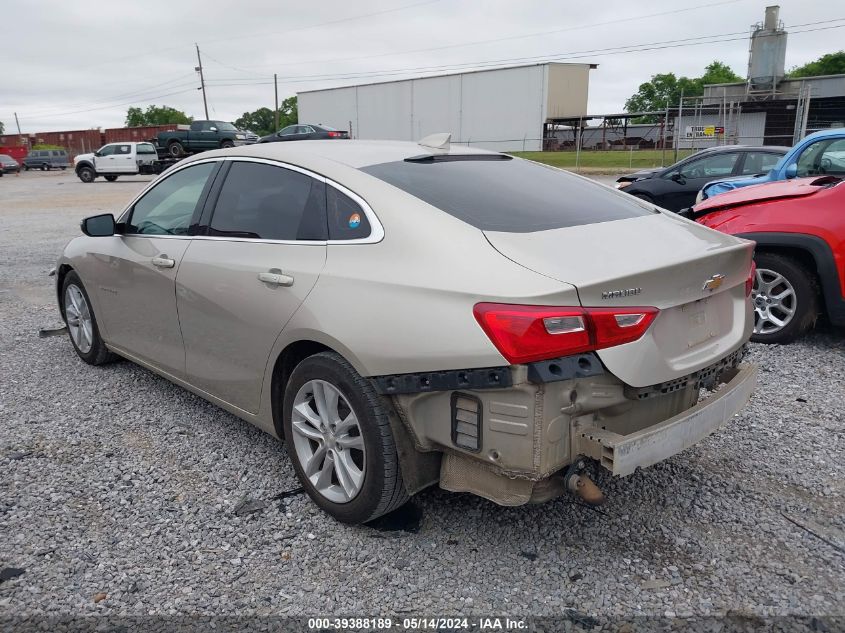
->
[217,122,238,132]
[362,157,656,233]
[0,155,15,163]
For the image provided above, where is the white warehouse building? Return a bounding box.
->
[297,62,596,152]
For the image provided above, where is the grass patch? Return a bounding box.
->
[510,149,695,171]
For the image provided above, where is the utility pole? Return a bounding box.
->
[674,88,684,163]
[195,44,209,120]
[274,73,279,132]
[13,112,27,148]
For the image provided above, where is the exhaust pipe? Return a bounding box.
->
[567,472,605,506]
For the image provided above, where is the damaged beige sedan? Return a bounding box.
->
[55,136,757,523]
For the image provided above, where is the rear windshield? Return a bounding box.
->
[361,157,655,232]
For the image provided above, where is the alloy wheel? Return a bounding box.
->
[65,284,93,353]
[291,380,366,503]
[752,267,797,336]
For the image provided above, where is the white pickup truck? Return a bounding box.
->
[73,142,174,183]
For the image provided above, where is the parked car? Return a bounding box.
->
[54,137,756,524]
[240,129,260,144]
[258,123,349,143]
[0,153,21,175]
[686,176,845,343]
[616,145,786,211]
[157,121,249,157]
[698,129,845,202]
[23,148,70,171]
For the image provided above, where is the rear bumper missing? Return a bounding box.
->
[573,363,757,476]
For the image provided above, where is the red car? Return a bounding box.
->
[688,176,845,344]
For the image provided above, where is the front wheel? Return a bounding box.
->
[751,253,818,344]
[41,164,49,171]
[61,271,117,365]
[77,166,96,183]
[283,351,408,524]
[220,139,234,149]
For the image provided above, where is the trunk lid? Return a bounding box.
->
[484,214,754,387]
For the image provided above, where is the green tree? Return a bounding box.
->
[234,97,298,136]
[787,51,845,78]
[125,105,193,127]
[625,61,742,122]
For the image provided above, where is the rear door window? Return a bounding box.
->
[208,161,327,240]
[361,157,655,233]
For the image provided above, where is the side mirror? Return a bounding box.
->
[209,126,218,132]
[277,131,283,136]
[81,213,116,237]
[93,151,101,157]
[671,173,686,184]
[785,163,798,179]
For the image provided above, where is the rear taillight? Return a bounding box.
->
[328,131,341,137]
[746,260,756,297]
[473,303,659,365]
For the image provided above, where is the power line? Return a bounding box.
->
[222,0,753,71]
[202,20,845,88]
[15,74,198,118]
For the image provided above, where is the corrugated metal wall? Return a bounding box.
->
[299,63,590,152]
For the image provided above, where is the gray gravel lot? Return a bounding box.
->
[1,171,844,622]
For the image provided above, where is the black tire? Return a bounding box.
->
[41,163,48,171]
[60,166,67,171]
[282,351,408,524]
[77,166,96,183]
[167,141,185,158]
[61,271,117,365]
[751,252,819,344]
[24,165,30,171]
[104,175,118,182]
[220,139,234,149]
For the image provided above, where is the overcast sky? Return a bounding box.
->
[3,0,843,133]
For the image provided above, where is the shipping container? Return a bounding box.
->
[103,124,179,145]
[30,129,104,157]
[0,146,28,164]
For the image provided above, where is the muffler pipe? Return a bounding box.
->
[567,472,605,506]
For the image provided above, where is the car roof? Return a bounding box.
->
[182,139,497,170]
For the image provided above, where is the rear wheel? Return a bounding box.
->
[61,271,117,365]
[104,175,118,182]
[283,351,408,524]
[167,141,185,157]
[751,252,818,344]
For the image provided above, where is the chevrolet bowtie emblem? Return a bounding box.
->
[702,274,726,292]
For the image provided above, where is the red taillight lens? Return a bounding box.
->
[473,303,659,365]
[328,131,340,137]
[746,260,756,297]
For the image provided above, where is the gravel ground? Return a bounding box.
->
[1,171,844,624]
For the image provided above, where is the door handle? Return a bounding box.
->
[152,256,175,268]
[258,270,294,286]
